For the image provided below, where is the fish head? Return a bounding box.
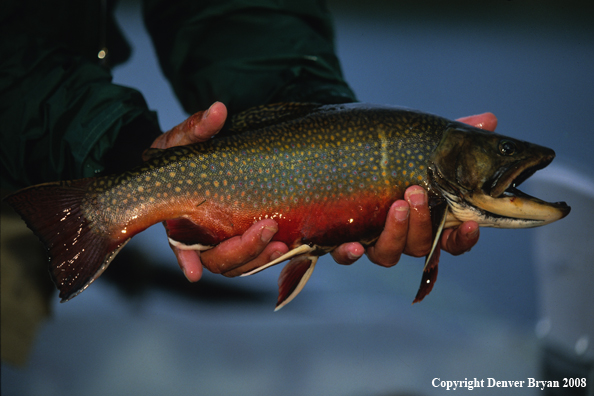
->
[429,123,570,228]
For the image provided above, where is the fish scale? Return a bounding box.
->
[5,102,569,309]
[82,104,444,253]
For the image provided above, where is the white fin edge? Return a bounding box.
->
[275,255,319,312]
[423,206,448,272]
[168,237,213,251]
[241,244,316,277]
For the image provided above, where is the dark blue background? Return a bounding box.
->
[3,1,593,395]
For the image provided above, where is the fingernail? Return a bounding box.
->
[183,267,193,282]
[408,189,426,207]
[260,225,277,243]
[270,250,283,261]
[395,206,409,222]
[468,228,479,240]
[182,265,200,283]
[202,103,214,120]
[347,250,363,261]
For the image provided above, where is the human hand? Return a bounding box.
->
[150,101,228,150]
[331,112,498,266]
[150,102,289,281]
[154,105,497,278]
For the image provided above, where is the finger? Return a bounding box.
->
[200,219,288,275]
[171,246,204,282]
[151,102,228,149]
[331,242,365,265]
[441,221,480,256]
[365,200,410,267]
[403,186,432,257]
[189,101,227,142]
[456,112,498,132]
[221,242,289,278]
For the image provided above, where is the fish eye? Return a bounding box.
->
[499,139,517,156]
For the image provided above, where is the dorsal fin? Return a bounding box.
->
[227,102,322,134]
[142,147,167,162]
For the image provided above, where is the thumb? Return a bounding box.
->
[151,102,228,149]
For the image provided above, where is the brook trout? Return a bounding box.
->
[5,103,570,310]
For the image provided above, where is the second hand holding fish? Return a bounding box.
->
[333,111,497,267]
[154,102,492,282]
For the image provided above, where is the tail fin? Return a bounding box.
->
[4,180,129,302]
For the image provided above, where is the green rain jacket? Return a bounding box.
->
[0,0,356,191]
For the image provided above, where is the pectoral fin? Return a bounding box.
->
[276,255,318,311]
[413,202,448,303]
[413,248,440,304]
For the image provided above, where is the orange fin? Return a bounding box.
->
[275,255,318,311]
[413,248,440,303]
[413,202,448,304]
[4,180,128,302]
[241,244,316,277]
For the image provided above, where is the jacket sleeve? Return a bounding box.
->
[142,0,357,116]
[0,35,161,191]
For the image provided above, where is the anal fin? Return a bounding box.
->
[275,255,318,311]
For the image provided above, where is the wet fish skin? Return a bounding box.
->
[77,103,445,276]
[4,103,570,308]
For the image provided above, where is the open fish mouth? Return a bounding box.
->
[444,155,571,228]
[485,152,554,198]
